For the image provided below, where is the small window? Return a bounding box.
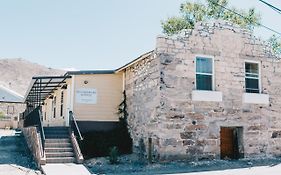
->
[53,96,56,118]
[60,91,64,117]
[245,62,260,93]
[196,57,213,90]
[7,106,14,115]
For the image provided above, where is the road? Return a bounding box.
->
[167,164,281,175]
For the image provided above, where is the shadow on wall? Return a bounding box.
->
[78,122,133,159]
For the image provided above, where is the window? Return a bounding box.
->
[60,91,64,117]
[196,57,213,90]
[245,62,260,93]
[7,106,14,115]
[52,96,56,118]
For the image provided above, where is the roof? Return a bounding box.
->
[66,70,115,75]
[23,50,154,104]
[0,85,24,103]
[115,50,154,72]
[24,75,71,104]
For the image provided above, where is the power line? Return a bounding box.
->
[258,0,281,15]
[209,0,281,37]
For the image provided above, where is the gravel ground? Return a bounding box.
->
[86,154,281,175]
[0,129,41,175]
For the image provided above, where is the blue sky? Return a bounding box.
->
[0,0,280,70]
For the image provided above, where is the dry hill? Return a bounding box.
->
[0,58,65,96]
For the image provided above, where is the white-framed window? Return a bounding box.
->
[196,56,214,91]
[245,61,260,93]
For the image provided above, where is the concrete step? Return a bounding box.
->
[44,127,69,130]
[44,131,69,135]
[45,134,69,139]
[46,157,75,163]
[45,138,70,143]
[45,142,72,148]
[46,152,74,158]
[45,147,73,153]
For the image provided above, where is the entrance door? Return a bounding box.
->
[220,127,240,159]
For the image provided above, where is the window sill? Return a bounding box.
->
[242,93,269,105]
[192,90,222,102]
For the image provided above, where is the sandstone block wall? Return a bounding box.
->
[0,102,25,128]
[22,127,45,167]
[125,20,281,161]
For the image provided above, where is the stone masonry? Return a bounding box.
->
[125,20,281,161]
[0,102,25,128]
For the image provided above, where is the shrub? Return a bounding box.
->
[109,146,119,164]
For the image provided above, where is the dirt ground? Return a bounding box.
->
[0,129,41,175]
[86,154,281,175]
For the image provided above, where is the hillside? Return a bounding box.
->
[0,58,65,96]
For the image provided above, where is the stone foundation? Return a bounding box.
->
[22,127,46,166]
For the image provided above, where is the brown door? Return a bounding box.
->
[220,127,235,159]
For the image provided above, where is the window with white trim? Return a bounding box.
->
[245,62,260,93]
[196,57,213,91]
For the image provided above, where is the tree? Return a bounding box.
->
[268,35,281,57]
[161,0,281,56]
[161,0,260,35]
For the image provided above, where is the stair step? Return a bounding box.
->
[45,138,70,143]
[46,152,74,158]
[45,147,73,153]
[45,134,69,138]
[46,157,75,163]
[45,142,72,148]
[44,131,69,135]
[44,127,69,130]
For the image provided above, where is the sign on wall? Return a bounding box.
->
[75,88,97,104]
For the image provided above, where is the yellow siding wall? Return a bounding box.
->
[42,79,70,126]
[73,73,123,121]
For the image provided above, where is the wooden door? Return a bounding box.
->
[220,127,235,159]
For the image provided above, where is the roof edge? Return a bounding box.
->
[66,70,115,75]
[115,50,154,72]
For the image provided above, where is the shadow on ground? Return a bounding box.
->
[87,155,281,175]
[0,131,37,170]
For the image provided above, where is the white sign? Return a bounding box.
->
[75,88,97,104]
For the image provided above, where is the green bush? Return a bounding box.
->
[0,111,5,119]
[109,146,119,164]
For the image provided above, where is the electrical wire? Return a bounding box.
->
[258,0,281,15]
[209,0,281,37]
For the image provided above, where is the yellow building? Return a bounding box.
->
[24,70,123,132]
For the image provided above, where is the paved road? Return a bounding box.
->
[166,164,281,175]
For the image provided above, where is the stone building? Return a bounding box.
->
[117,20,281,161]
[0,85,25,128]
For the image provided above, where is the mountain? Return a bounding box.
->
[0,58,65,96]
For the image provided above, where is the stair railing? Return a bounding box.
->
[69,111,84,163]
[69,111,83,141]
[38,109,46,152]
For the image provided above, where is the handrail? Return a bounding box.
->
[70,131,84,163]
[69,111,83,141]
[38,109,46,152]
